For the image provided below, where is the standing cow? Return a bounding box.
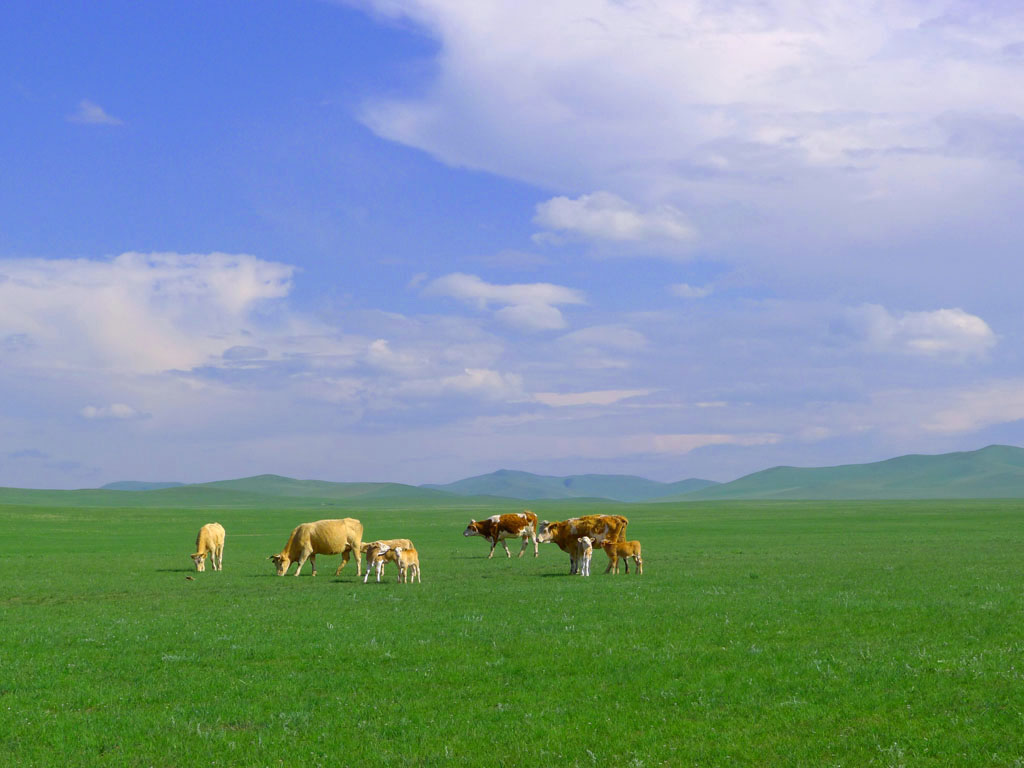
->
[269,518,363,577]
[463,511,539,558]
[537,515,629,574]
[191,522,225,572]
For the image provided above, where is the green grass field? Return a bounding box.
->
[1,498,1023,767]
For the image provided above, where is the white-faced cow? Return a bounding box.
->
[191,522,225,572]
[462,511,539,559]
[269,518,363,577]
[537,515,629,574]
[577,536,593,577]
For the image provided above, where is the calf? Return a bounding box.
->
[462,511,538,558]
[394,546,421,584]
[602,540,643,575]
[191,523,225,572]
[537,515,629,574]
[577,536,593,577]
[358,540,409,581]
[366,545,401,583]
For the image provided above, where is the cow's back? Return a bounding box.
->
[308,518,362,554]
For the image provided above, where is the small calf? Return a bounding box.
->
[364,544,401,583]
[602,539,643,574]
[577,536,593,577]
[191,522,225,572]
[394,546,421,584]
[362,539,414,583]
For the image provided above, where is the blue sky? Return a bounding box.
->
[3,0,1024,488]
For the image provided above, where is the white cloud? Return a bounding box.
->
[534,191,695,247]
[922,380,1024,434]
[535,389,651,407]
[0,253,295,374]
[351,0,1024,264]
[80,403,144,420]
[670,283,713,299]
[849,304,996,361]
[67,99,123,126]
[423,273,585,331]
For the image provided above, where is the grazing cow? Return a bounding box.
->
[362,539,414,583]
[537,515,629,574]
[394,546,421,584]
[462,511,539,558]
[577,536,593,577]
[602,540,643,575]
[191,523,225,572]
[268,518,363,577]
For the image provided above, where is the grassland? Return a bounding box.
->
[1,498,1023,767]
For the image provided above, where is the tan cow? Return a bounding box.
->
[362,539,414,583]
[537,515,629,574]
[268,518,363,577]
[191,523,225,572]
[601,539,643,574]
[462,511,538,558]
[394,546,421,584]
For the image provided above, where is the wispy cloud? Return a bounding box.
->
[669,283,713,299]
[67,99,123,126]
[423,273,585,331]
[534,389,651,407]
[845,305,996,362]
[534,191,696,248]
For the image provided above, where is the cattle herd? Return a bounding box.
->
[190,510,643,580]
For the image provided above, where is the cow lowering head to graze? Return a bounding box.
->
[361,539,414,583]
[601,539,643,575]
[537,514,629,574]
[577,536,593,577]
[191,522,225,572]
[268,518,363,577]
[462,511,538,559]
[394,546,421,584]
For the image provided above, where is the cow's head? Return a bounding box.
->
[463,520,483,537]
[191,553,206,572]
[268,554,290,576]
[536,522,556,543]
[577,536,593,554]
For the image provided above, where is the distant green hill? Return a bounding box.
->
[423,469,718,501]
[666,444,1024,501]
[0,475,466,509]
[101,481,185,491]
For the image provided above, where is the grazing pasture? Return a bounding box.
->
[1,498,1023,766]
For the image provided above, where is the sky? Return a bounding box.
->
[3,0,1024,489]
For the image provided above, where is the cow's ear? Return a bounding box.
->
[470,519,476,524]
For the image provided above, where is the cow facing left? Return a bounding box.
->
[191,523,225,572]
[268,518,363,577]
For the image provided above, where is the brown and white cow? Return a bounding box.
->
[601,539,643,575]
[362,539,414,583]
[268,518,363,577]
[462,511,539,558]
[537,514,629,574]
[191,522,225,572]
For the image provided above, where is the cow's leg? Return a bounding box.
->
[518,533,529,558]
[502,538,512,558]
[293,553,309,576]
[216,544,224,571]
[487,538,497,559]
[335,549,350,577]
[635,555,643,575]
[532,531,539,557]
